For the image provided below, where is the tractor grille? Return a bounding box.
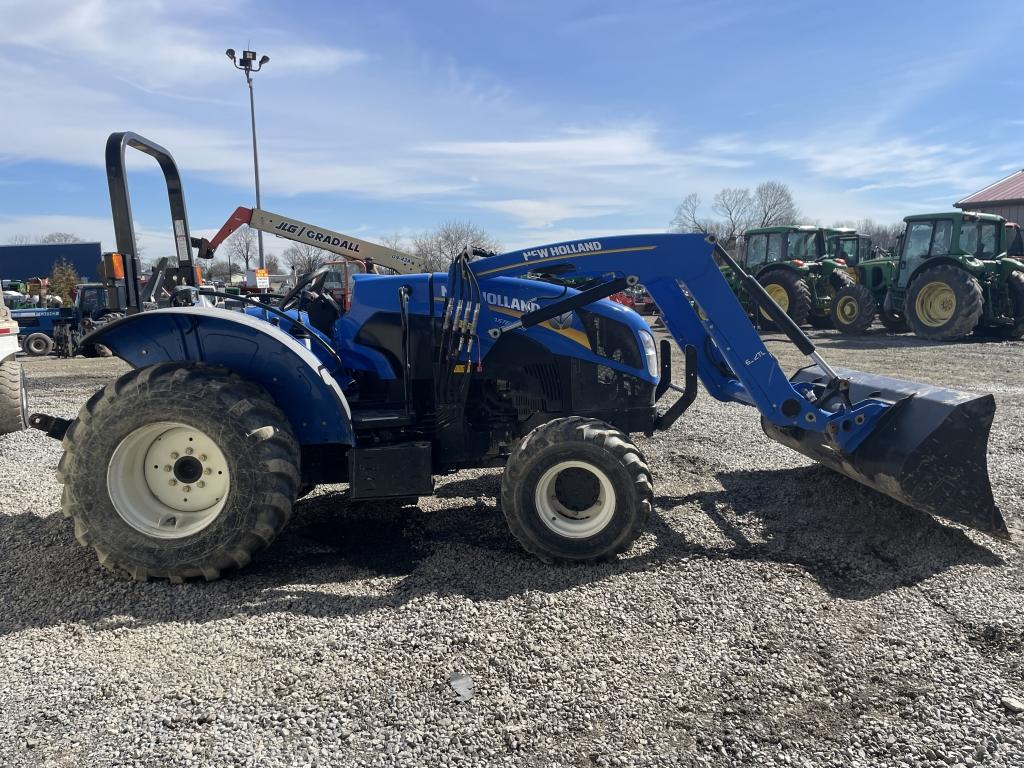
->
[523,363,562,404]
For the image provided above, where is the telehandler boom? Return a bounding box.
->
[199,206,423,275]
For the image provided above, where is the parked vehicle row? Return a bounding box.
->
[720,211,1024,341]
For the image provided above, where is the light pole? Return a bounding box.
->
[226,48,270,270]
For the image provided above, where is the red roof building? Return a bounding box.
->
[955,170,1024,224]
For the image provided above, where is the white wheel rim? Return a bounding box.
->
[534,460,616,539]
[107,421,230,539]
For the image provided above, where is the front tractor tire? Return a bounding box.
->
[831,283,877,334]
[757,270,812,330]
[23,332,53,357]
[500,417,653,563]
[59,363,300,582]
[906,266,983,341]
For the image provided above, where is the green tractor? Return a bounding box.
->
[827,232,904,334]
[739,225,855,329]
[885,211,1024,341]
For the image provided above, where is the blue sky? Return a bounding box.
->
[0,0,1022,259]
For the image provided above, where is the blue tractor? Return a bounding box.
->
[28,134,1009,582]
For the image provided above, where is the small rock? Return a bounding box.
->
[999,696,1024,714]
[448,672,474,703]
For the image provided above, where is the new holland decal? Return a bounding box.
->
[522,240,602,261]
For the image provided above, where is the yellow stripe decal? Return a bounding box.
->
[489,305,591,349]
[475,245,658,276]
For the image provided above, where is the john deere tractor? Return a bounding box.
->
[739,226,855,329]
[885,212,1024,341]
[827,232,903,334]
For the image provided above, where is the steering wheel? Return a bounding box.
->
[302,288,341,315]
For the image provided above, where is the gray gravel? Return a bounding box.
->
[0,329,1022,767]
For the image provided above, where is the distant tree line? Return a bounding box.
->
[8,232,85,245]
[670,183,904,254]
[670,182,801,252]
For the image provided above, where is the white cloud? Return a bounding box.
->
[0,0,1019,249]
[473,197,633,228]
[0,213,167,258]
[0,0,366,89]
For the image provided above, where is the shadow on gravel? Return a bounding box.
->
[0,467,1005,636]
[805,332,1012,352]
[657,465,1005,600]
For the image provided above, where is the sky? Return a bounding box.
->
[0,0,1022,261]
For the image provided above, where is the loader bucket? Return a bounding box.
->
[762,366,1007,538]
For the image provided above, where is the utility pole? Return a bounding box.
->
[226,48,270,270]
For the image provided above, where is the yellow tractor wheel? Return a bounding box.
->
[757,270,811,329]
[906,266,983,341]
[831,283,876,334]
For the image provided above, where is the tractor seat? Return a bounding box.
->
[304,293,341,337]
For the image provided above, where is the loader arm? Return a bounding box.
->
[471,233,879,446]
[199,207,423,275]
[466,233,1005,537]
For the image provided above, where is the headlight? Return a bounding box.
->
[638,329,658,378]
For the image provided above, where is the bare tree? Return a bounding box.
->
[38,232,84,244]
[669,193,713,235]
[224,228,258,273]
[412,220,500,272]
[282,241,329,276]
[263,253,281,274]
[751,181,799,228]
[379,232,408,252]
[854,219,904,251]
[7,234,33,245]
[203,259,228,282]
[711,187,753,249]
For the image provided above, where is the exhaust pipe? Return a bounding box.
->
[763,366,1007,538]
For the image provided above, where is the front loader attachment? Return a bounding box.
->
[763,366,1007,538]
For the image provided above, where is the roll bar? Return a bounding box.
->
[105,132,199,313]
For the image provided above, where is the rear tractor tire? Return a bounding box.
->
[23,333,53,357]
[757,270,812,329]
[59,363,301,582]
[500,417,652,563]
[0,356,27,435]
[831,283,877,334]
[906,266,983,341]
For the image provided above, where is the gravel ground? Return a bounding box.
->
[0,327,1022,767]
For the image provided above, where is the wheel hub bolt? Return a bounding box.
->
[169,479,177,486]
[185,447,194,456]
[170,451,180,459]
[204,468,212,476]
[197,480,205,488]
[183,485,191,493]
[163,465,172,472]
[199,454,207,462]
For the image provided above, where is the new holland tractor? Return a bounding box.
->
[26,133,1010,582]
[883,212,1024,341]
[739,226,856,329]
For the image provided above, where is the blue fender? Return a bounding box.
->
[87,308,354,445]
